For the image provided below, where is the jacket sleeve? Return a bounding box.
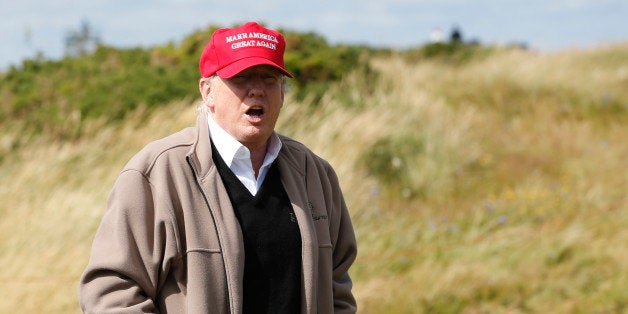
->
[326,165,358,313]
[79,169,178,313]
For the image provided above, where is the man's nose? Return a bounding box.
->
[247,77,265,96]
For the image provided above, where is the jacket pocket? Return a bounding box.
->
[313,219,332,249]
[316,245,334,313]
[184,249,230,313]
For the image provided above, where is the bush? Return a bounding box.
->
[361,134,429,200]
[0,25,376,140]
[282,30,376,103]
[404,41,496,64]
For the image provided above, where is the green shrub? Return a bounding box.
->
[0,25,377,140]
[361,134,428,200]
[404,41,496,64]
[283,30,376,102]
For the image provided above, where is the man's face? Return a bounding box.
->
[202,65,285,150]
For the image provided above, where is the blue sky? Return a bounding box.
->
[1,0,626,70]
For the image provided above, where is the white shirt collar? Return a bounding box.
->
[207,114,282,195]
[207,114,247,167]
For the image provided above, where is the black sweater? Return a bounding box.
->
[212,144,302,313]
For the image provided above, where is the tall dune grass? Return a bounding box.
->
[0,44,626,313]
[284,44,627,313]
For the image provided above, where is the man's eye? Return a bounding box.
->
[263,76,279,84]
[232,75,248,83]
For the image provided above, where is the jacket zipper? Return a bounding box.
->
[186,156,233,313]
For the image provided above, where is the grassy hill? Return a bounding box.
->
[0,32,626,312]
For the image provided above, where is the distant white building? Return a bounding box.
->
[430,27,444,43]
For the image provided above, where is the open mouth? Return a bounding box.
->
[246,107,264,117]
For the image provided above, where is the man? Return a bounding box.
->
[79,21,357,313]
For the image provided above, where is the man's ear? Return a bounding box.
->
[280,76,287,107]
[280,89,285,108]
[199,78,211,103]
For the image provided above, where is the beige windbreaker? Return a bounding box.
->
[79,114,357,313]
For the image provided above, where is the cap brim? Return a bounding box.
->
[216,57,294,78]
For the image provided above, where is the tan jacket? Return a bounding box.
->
[79,114,357,313]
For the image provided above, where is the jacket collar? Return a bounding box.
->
[187,114,214,180]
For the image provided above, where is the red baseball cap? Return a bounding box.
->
[199,22,293,78]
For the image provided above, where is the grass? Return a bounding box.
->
[0,43,626,313]
[0,103,196,312]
